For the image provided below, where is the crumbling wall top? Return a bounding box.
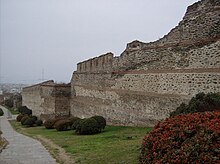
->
[76,52,114,73]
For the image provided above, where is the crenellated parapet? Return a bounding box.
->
[76,52,114,73]
[75,0,220,74]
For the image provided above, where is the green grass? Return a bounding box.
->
[9,109,20,115]
[3,106,20,115]
[10,120,151,164]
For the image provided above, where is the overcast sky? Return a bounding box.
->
[0,0,198,84]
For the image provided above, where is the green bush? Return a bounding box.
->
[44,119,60,129]
[54,120,71,131]
[0,108,4,116]
[170,92,220,117]
[91,116,106,130]
[68,116,80,127]
[20,116,30,125]
[23,118,35,127]
[17,106,32,115]
[140,112,220,164]
[75,118,101,135]
[16,114,25,122]
[4,97,13,108]
[35,120,43,126]
[30,115,38,122]
[71,118,82,130]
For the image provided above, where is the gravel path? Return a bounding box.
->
[0,106,57,164]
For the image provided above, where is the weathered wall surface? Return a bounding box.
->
[71,85,188,126]
[71,0,220,126]
[22,80,71,119]
[22,85,47,116]
[54,85,71,117]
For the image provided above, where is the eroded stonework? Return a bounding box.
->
[71,0,220,126]
[22,80,71,120]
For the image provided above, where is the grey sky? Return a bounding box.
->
[0,0,198,84]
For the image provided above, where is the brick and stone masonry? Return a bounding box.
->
[22,80,71,121]
[71,0,220,126]
[22,0,220,127]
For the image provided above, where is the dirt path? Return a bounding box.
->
[35,135,75,164]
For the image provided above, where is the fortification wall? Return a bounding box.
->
[22,85,45,116]
[54,85,71,117]
[21,0,220,126]
[71,85,189,126]
[22,81,71,118]
[75,0,220,74]
[71,0,220,126]
[40,85,56,116]
[77,52,113,73]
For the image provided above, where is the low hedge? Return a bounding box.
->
[68,116,80,127]
[16,114,25,122]
[30,116,38,122]
[54,120,71,131]
[72,116,106,135]
[44,118,60,129]
[91,116,106,130]
[35,120,43,126]
[170,92,220,117]
[0,108,3,116]
[20,116,30,125]
[23,118,35,127]
[17,114,42,127]
[140,111,220,164]
[17,106,32,115]
[72,118,82,130]
[75,118,101,135]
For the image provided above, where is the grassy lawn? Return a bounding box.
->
[9,120,151,164]
[9,109,20,115]
[3,106,20,115]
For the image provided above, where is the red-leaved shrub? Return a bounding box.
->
[140,112,220,164]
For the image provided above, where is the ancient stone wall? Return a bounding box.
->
[22,84,46,116]
[77,52,113,73]
[22,80,71,118]
[54,85,71,117]
[71,0,220,126]
[20,0,220,127]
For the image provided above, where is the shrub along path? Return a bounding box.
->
[0,106,57,164]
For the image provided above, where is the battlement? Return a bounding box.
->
[76,52,114,73]
[75,0,220,74]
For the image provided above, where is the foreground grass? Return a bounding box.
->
[10,120,151,164]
